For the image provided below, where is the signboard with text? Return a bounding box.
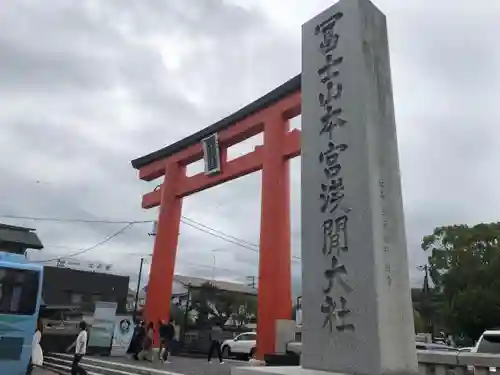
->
[88,301,118,349]
[201,133,221,175]
[43,257,113,274]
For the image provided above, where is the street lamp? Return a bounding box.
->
[130,254,152,322]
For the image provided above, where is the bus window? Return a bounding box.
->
[0,267,40,315]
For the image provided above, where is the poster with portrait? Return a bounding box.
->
[110,315,134,356]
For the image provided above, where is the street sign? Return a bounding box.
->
[201,133,221,175]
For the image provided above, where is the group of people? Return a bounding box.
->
[126,318,225,364]
[30,316,227,373]
[127,319,176,363]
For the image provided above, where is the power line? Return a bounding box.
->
[0,213,259,249]
[32,223,134,263]
[0,213,301,261]
[0,214,150,225]
[180,220,300,261]
[179,219,300,261]
[180,220,259,252]
[181,216,259,249]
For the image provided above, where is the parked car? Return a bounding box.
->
[221,332,257,359]
[39,305,84,353]
[471,330,500,374]
[40,305,83,336]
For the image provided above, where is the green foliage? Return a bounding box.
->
[231,295,257,328]
[422,222,500,339]
[189,282,257,328]
[170,303,191,326]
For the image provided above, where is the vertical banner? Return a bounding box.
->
[110,316,134,356]
[88,301,118,349]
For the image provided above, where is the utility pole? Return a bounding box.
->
[417,264,433,336]
[246,275,256,289]
[132,220,156,322]
[132,257,145,323]
[182,283,192,344]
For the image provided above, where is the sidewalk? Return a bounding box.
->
[33,367,60,375]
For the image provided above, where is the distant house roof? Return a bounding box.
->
[0,223,44,251]
[143,274,257,296]
[173,274,257,296]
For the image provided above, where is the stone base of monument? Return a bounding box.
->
[232,366,337,375]
[264,353,300,366]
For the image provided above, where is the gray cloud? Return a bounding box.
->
[1,0,499,298]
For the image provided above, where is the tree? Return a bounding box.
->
[422,223,500,339]
[189,282,257,328]
[231,295,257,328]
[170,303,190,326]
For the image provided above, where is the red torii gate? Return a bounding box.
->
[131,74,301,359]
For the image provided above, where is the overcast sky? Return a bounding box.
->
[1,0,499,296]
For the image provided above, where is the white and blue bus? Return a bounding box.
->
[0,252,43,375]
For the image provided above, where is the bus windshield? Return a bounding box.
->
[0,266,40,315]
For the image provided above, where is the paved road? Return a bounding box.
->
[33,367,59,375]
[112,355,250,375]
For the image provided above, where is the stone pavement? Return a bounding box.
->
[33,367,59,375]
[111,355,250,375]
[44,352,253,375]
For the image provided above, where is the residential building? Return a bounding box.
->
[41,265,129,314]
[126,287,145,313]
[0,223,43,254]
[142,274,258,305]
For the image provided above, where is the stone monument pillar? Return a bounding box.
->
[232,0,418,374]
[300,0,418,373]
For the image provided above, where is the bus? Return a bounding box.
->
[0,252,44,375]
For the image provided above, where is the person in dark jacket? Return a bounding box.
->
[129,321,146,360]
[207,322,224,364]
[159,319,175,363]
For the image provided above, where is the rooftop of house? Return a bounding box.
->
[0,222,44,251]
[140,274,258,297]
[173,274,257,295]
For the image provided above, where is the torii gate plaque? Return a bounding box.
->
[131,76,301,358]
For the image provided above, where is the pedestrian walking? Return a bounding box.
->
[129,321,145,360]
[158,320,166,361]
[207,322,224,364]
[159,319,175,363]
[66,321,88,375]
[138,322,154,362]
[32,319,44,367]
[27,319,44,375]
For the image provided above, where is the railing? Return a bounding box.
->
[418,350,500,375]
